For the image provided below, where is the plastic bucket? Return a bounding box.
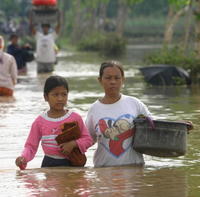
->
[30,7,59,25]
[133,118,188,157]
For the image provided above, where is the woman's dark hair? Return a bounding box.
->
[99,60,124,78]
[44,75,69,95]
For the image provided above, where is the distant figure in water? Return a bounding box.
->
[15,75,93,169]
[30,16,61,73]
[0,35,17,97]
[7,34,34,75]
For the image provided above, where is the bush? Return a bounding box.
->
[99,33,126,57]
[77,32,106,51]
[144,46,200,83]
[77,32,126,57]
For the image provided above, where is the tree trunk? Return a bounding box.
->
[115,0,128,37]
[71,0,82,43]
[183,0,193,51]
[86,7,98,32]
[98,2,107,32]
[164,6,174,45]
[194,0,200,57]
[58,0,69,36]
[164,5,189,45]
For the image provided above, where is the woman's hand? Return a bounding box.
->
[60,140,77,155]
[186,121,194,131]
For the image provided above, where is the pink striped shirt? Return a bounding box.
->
[21,110,93,163]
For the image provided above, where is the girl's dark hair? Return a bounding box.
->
[44,75,69,95]
[99,60,124,78]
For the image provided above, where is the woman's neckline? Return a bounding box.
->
[99,94,122,104]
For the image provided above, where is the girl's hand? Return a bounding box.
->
[60,140,77,155]
[15,156,27,170]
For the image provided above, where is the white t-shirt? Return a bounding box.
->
[35,31,57,63]
[0,51,17,90]
[86,94,152,167]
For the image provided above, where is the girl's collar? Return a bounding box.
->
[41,110,73,122]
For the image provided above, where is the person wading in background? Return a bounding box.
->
[7,34,34,75]
[0,35,17,97]
[30,16,60,73]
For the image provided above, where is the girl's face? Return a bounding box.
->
[99,66,124,97]
[44,86,68,112]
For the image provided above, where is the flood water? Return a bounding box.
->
[0,48,200,197]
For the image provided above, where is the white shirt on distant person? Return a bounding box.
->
[35,31,57,63]
[86,94,152,167]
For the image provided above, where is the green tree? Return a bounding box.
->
[115,0,143,37]
[0,0,20,18]
[163,0,191,45]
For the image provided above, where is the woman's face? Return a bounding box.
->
[99,66,124,97]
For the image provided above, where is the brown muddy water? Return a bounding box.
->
[0,48,200,197]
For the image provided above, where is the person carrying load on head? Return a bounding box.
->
[30,9,61,73]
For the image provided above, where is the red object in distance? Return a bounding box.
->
[32,0,57,6]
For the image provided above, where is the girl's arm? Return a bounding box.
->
[21,119,42,163]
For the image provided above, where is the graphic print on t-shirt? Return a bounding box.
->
[97,114,135,157]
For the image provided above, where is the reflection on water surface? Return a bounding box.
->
[0,166,188,197]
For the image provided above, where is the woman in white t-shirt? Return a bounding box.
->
[85,60,153,167]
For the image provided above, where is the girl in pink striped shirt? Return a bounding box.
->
[15,75,93,169]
